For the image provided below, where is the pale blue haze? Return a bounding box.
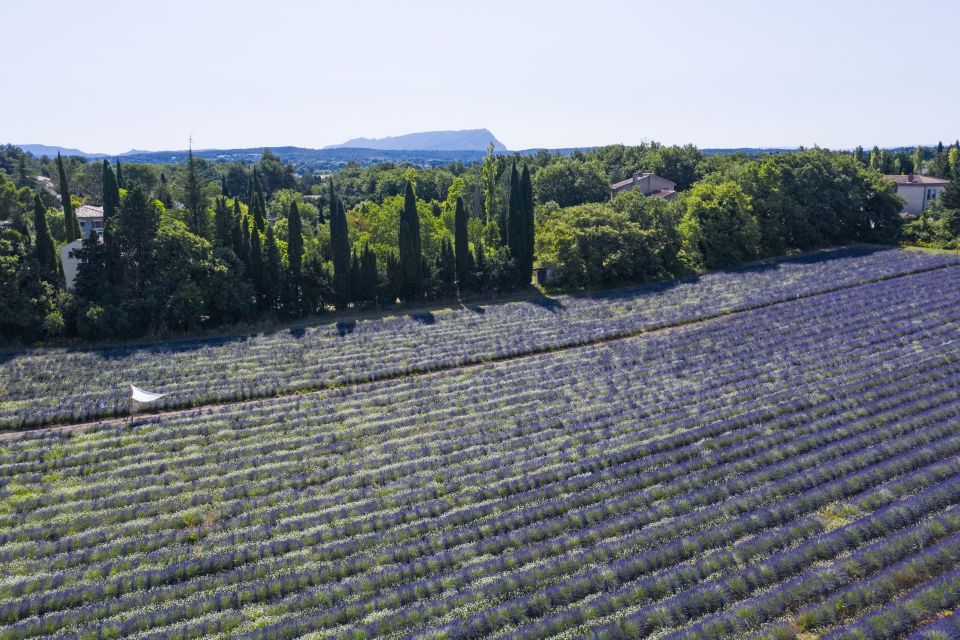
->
[3,0,957,154]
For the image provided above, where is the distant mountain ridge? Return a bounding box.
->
[325,129,507,151]
[14,144,108,159]
[1,142,801,172]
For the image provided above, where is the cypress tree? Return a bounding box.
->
[361,243,378,304]
[116,183,159,301]
[439,239,456,297]
[941,175,960,210]
[241,217,251,265]
[506,161,523,284]
[157,171,172,208]
[33,192,59,286]
[115,159,124,188]
[57,153,79,242]
[264,225,282,309]
[398,181,422,301]
[328,180,351,308]
[384,251,402,304]
[100,160,121,284]
[287,200,303,280]
[284,200,304,314]
[185,145,208,237]
[16,156,29,188]
[231,199,244,255]
[73,229,109,302]
[213,197,232,248]
[454,196,470,290]
[249,224,265,309]
[349,249,362,304]
[249,169,266,232]
[101,161,120,233]
[474,241,487,294]
[519,164,535,286]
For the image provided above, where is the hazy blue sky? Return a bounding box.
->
[5,0,958,154]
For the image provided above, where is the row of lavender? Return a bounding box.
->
[1,265,960,638]
[2,245,957,429]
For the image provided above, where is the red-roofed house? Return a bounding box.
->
[885,174,950,217]
[610,172,677,200]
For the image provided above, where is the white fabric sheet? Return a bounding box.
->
[130,384,169,403]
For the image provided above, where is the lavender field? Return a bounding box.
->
[1,245,957,429]
[1,249,959,638]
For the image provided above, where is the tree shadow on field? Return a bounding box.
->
[0,245,892,361]
[525,294,565,313]
[409,311,436,325]
[336,320,357,337]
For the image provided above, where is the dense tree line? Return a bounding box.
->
[0,146,536,342]
[0,140,953,343]
[536,149,905,288]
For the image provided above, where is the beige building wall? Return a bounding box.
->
[896,184,946,216]
[59,239,84,291]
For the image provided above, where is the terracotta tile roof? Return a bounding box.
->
[610,173,653,190]
[75,205,104,219]
[885,174,950,186]
[647,189,676,199]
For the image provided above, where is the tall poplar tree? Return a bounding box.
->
[33,192,58,286]
[481,142,498,224]
[913,146,924,175]
[853,146,865,165]
[56,153,79,241]
[472,167,484,220]
[398,181,422,301]
[328,180,351,308]
[454,196,470,290]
